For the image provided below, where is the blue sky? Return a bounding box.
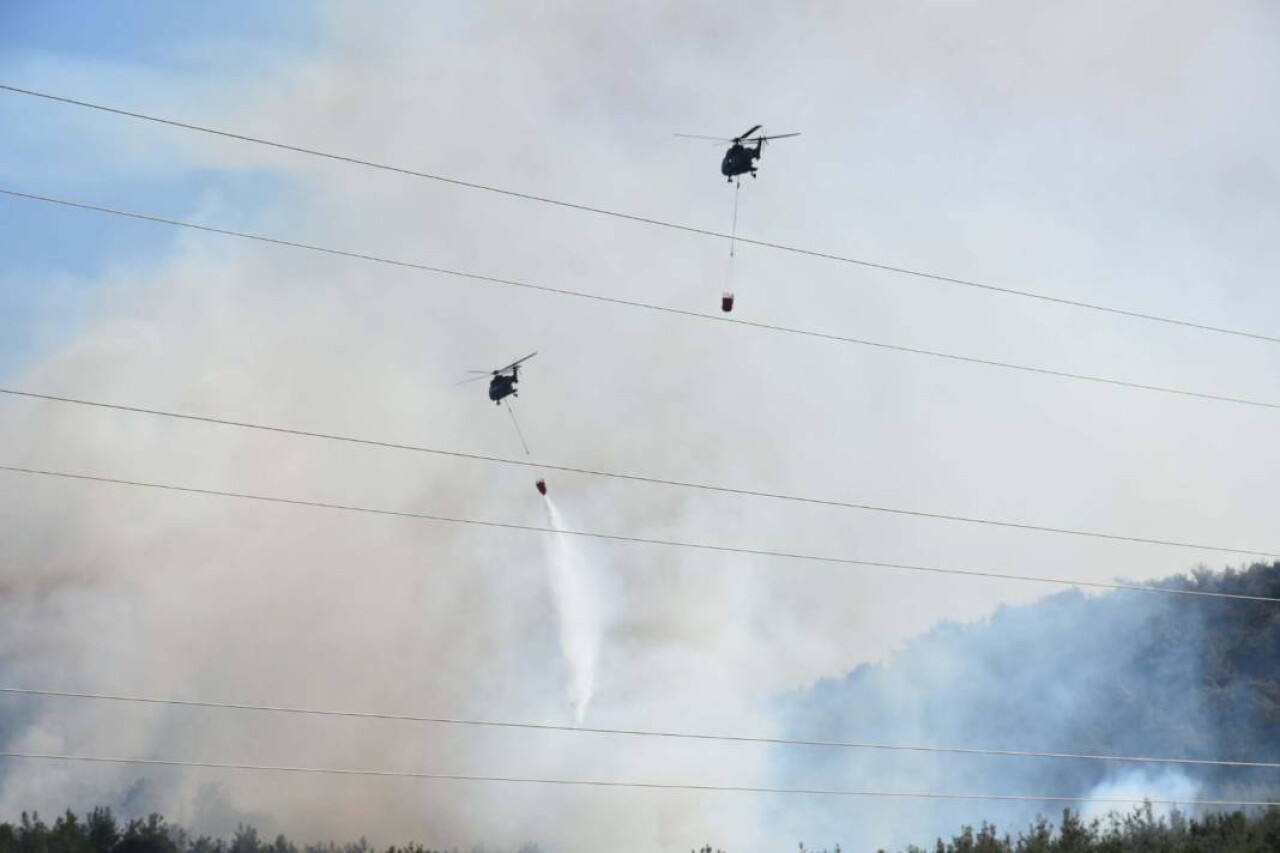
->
[0,1,316,66]
[0,1,318,375]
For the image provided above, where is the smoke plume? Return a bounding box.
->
[3,1,1280,851]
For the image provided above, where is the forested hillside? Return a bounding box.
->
[770,562,1280,848]
[4,566,1278,852]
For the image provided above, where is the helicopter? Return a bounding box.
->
[675,124,800,181]
[463,352,537,405]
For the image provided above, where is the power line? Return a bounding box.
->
[2,751,1276,808]
[3,82,1277,348]
[4,387,1279,562]
[2,463,1277,602]
[4,188,1280,416]
[7,686,1280,772]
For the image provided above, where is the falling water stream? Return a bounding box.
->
[540,495,600,724]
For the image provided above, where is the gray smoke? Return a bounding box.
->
[2,1,1280,851]
[769,572,1280,850]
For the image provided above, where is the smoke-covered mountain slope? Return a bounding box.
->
[769,562,1280,849]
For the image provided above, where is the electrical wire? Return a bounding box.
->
[1,751,1275,807]
[2,82,1277,347]
[3,387,1279,561]
[2,463,1277,602]
[6,84,1278,815]
[6,686,1280,772]
[3,188,1280,415]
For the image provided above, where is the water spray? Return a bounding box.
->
[540,495,601,724]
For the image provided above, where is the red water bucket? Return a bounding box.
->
[535,478,547,495]
[721,292,735,313]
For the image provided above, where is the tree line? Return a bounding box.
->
[0,809,464,853]
[880,804,1280,852]
[6,804,1280,853]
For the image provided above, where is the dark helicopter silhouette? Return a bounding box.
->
[461,352,543,491]
[675,124,800,181]
[462,352,537,405]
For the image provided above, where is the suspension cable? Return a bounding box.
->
[3,189,1279,415]
[1,751,1275,806]
[2,463,1277,602]
[5,686,1278,771]
[3,83,1276,346]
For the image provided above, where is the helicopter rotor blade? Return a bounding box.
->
[742,132,800,144]
[456,374,492,386]
[495,352,537,374]
[673,133,735,142]
[734,124,763,142]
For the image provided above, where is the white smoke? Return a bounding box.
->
[4,2,1280,849]
[540,494,601,724]
[1080,768,1204,824]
